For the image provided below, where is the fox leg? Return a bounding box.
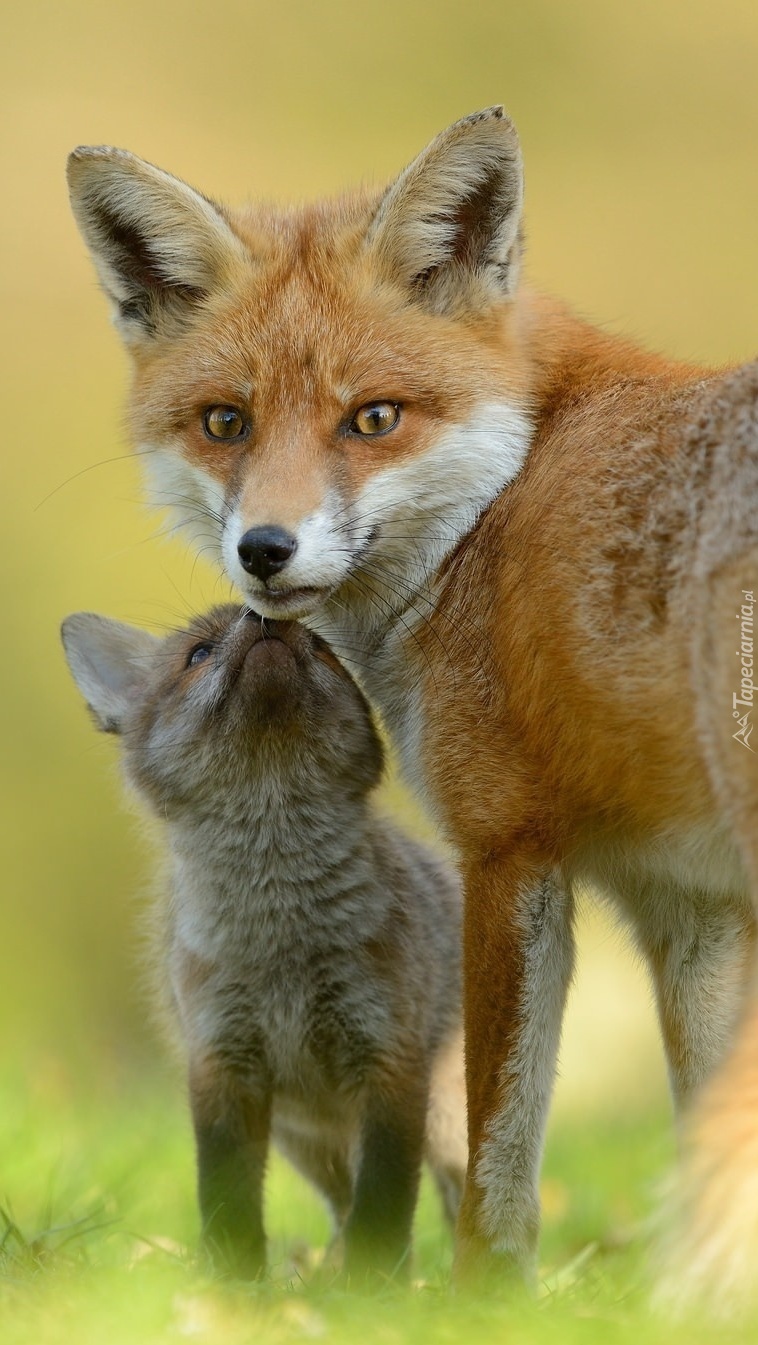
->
[659,545,758,1313]
[631,886,754,1112]
[454,851,574,1287]
[661,992,758,1314]
[189,1053,271,1278]
[342,1056,432,1282]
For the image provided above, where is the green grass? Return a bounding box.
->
[2,1059,752,1344]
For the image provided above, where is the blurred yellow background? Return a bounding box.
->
[3,0,758,1120]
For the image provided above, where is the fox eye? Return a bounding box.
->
[203,406,246,441]
[350,402,400,437]
[186,642,214,668]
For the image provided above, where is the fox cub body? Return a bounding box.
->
[62,606,465,1279]
[67,109,758,1307]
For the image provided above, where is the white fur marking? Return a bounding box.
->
[474,875,574,1266]
[143,444,227,561]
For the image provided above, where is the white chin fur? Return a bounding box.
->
[238,587,332,621]
[220,496,353,614]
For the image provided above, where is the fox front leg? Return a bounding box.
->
[455,851,574,1289]
[189,1055,272,1279]
[342,1058,432,1284]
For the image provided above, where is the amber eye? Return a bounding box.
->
[186,642,214,668]
[203,406,246,441]
[350,402,400,437]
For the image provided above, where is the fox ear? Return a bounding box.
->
[366,107,523,316]
[67,147,246,345]
[61,613,160,733]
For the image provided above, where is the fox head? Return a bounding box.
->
[67,109,532,623]
[61,606,384,815]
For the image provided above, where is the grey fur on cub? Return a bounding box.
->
[61,604,466,1280]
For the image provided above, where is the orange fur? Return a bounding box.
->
[68,109,758,1309]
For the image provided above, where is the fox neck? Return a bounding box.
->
[518,289,706,406]
[310,291,705,780]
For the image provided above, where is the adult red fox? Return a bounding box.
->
[67,107,758,1309]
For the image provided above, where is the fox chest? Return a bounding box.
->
[174,943,393,1099]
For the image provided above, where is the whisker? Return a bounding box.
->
[347,572,441,700]
[363,554,489,684]
[34,447,159,512]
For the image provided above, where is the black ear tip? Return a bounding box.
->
[460,105,505,127]
[450,106,519,148]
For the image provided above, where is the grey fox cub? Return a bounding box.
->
[61,605,466,1279]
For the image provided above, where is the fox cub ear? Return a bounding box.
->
[366,107,523,317]
[61,613,159,733]
[67,148,246,345]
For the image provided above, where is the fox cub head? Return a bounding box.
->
[68,109,532,622]
[61,607,383,815]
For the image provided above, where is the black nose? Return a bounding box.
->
[237,526,298,581]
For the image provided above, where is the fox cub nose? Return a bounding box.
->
[237,527,298,581]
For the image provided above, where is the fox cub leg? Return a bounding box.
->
[189,1054,271,1279]
[342,1058,432,1283]
[454,852,574,1287]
